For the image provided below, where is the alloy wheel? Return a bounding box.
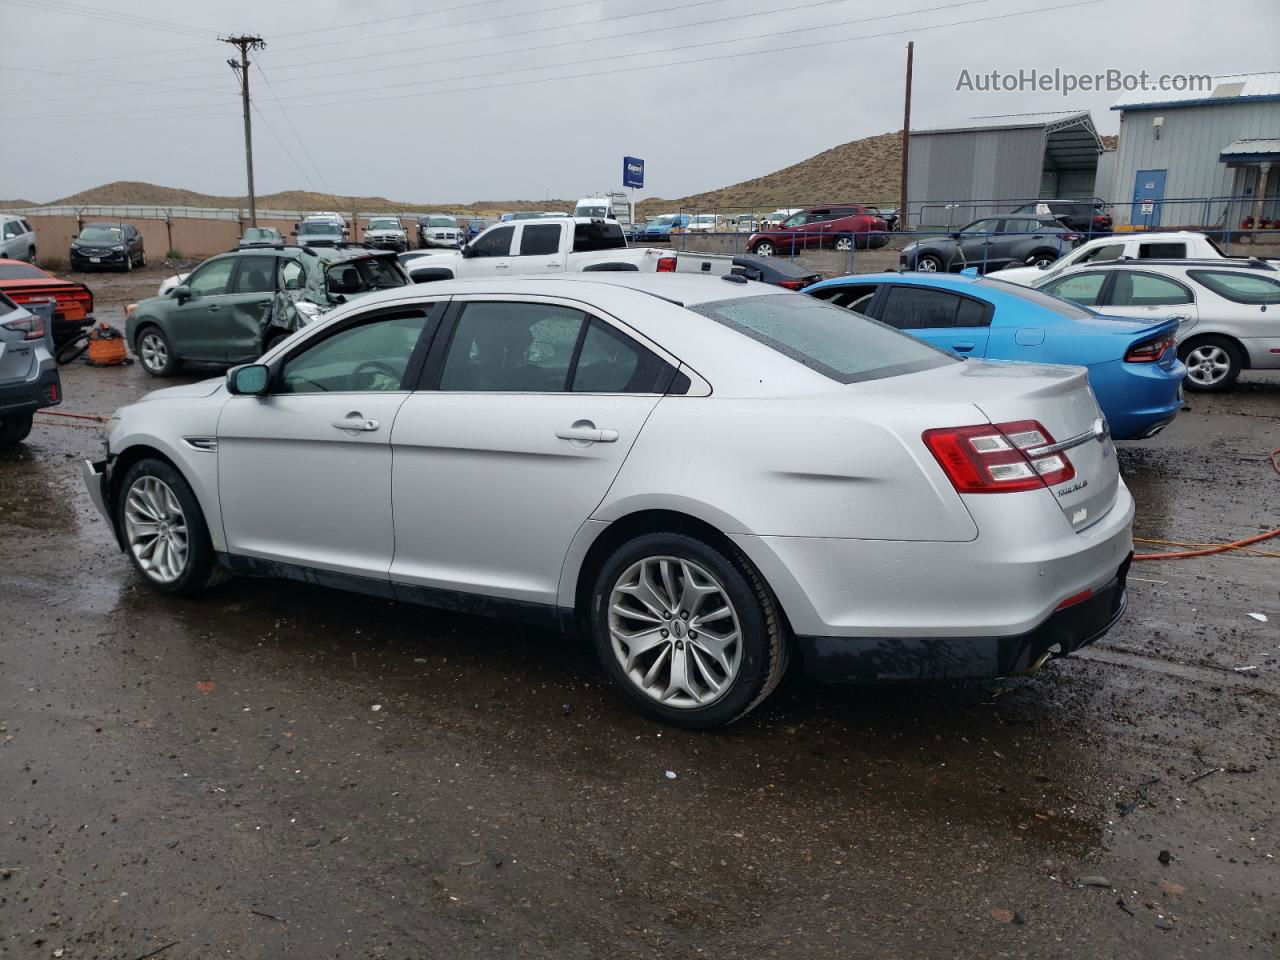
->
[139,332,168,373]
[754,242,774,257]
[608,556,742,709]
[835,237,854,252]
[124,475,190,584]
[1185,344,1231,387]
[917,258,938,272]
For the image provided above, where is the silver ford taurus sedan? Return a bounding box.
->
[84,274,1133,728]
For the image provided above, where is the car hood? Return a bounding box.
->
[137,376,225,403]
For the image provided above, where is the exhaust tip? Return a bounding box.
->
[1019,651,1052,677]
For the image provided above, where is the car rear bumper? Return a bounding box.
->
[1242,336,1280,369]
[1089,357,1186,441]
[0,363,61,416]
[793,556,1129,682]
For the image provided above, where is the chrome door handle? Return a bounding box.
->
[495,263,510,270]
[556,426,619,443]
[207,304,220,312]
[332,416,380,432]
[546,262,561,268]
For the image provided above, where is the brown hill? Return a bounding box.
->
[36,181,574,217]
[641,131,903,216]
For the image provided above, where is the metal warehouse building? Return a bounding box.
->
[1110,71,1280,230]
[906,111,1105,227]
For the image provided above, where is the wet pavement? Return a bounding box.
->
[2,267,1278,958]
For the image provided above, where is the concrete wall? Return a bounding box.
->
[1111,100,1280,225]
[907,126,1046,226]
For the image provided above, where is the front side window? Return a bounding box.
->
[1039,271,1106,306]
[1109,271,1193,306]
[572,318,674,393]
[186,258,235,296]
[3,220,19,239]
[781,212,811,227]
[519,223,562,256]
[878,286,988,329]
[469,226,514,257]
[1188,269,1280,304]
[690,294,955,384]
[439,302,586,392]
[1076,243,1124,264]
[960,219,1001,235]
[278,311,431,394]
[232,256,276,294]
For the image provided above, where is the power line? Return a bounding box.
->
[0,0,217,39]
[0,63,235,103]
[3,0,1112,126]
[251,103,317,194]
[254,61,330,195]
[272,0,513,39]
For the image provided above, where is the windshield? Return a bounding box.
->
[647,216,675,228]
[325,257,407,295]
[978,277,1096,319]
[427,217,457,227]
[299,221,341,237]
[79,226,122,243]
[0,262,46,280]
[690,294,956,384]
[368,219,400,231]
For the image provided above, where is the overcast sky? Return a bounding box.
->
[1,0,1274,204]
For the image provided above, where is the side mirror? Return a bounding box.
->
[460,244,474,258]
[227,363,269,396]
[172,284,193,304]
[949,232,961,240]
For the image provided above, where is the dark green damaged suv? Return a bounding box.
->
[126,245,408,376]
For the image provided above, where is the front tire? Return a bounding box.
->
[0,413,34,447]
[912,253,942,272]
[136,325,178,377]
[116,458,222,596]
[1180,336,1242,392]
[589,533,788,729]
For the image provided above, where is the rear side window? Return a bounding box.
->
[1110,271,1193,306]
[440,302,586,392]
[690,294,954,385]
[232,255,276,294]
[519,223,562,256]
[879,286,991,329]
[572,319,675,393]
[1138,242,1187,258]
[1188,269,1280,304]
[572,221,626,252]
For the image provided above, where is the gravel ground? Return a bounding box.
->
[1,267,1277,959]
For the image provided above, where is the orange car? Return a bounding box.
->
[0,258,94,345]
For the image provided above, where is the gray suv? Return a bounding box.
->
[0,293,61,446]
[1,215,36,262]
[900,216,1081,273]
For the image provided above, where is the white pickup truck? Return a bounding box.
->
[990,231,1229,285]
[401,217,735,283]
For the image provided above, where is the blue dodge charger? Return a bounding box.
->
[805,272,1186,441]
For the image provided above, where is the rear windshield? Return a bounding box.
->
[1188,269,1280,304]
[79,226,121,243]
[0,262,46,280]
[977,277,1096,319]
[690,294,956,384]
[325,257,407,294]
[573,221,626,252]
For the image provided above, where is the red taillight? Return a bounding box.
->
[656,256,677,273]
[1055,587,1093,610]
[1063,233,1081,243]
[1124,334,1174,363]
[922,419,1075,493]
[777,279,806,290]
[2,313,45,341]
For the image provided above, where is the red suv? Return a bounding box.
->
[747,205,890,257]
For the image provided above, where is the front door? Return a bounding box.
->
[1132,170,1167,228]
[871,284,991,357]
[167,256,237,360]
[462,224,515,275]
[217,305,439,578]
[955,219,1005,271]
[389,297,674,606]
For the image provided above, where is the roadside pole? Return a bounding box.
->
[222,34,266,227]
[900,41,913,232]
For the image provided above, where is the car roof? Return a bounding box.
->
[1058,258,1275,273]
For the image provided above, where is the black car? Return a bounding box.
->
[70,222,145,272]
[731,254,821,290]
[900,216,1080,273]
[1008,200,1112,236]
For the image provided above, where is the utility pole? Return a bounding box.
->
[900,40,913,232]
[222,34,266,226]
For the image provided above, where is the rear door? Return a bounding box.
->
[871,283,992,357]
[221,255,279,360]
[512,222,565,273]
[388,296,676,606]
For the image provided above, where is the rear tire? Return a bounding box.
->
[27,245,36,263]
[115,458,224,596]
[0,413,34,447]
[1026,249,1060,269]
[753,240,775,257]
[136,325,178,377]
[1179,335,1242,393]
[834,236,854,252]
[589,532,788,729]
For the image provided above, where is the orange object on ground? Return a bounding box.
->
[86,322,128,366]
